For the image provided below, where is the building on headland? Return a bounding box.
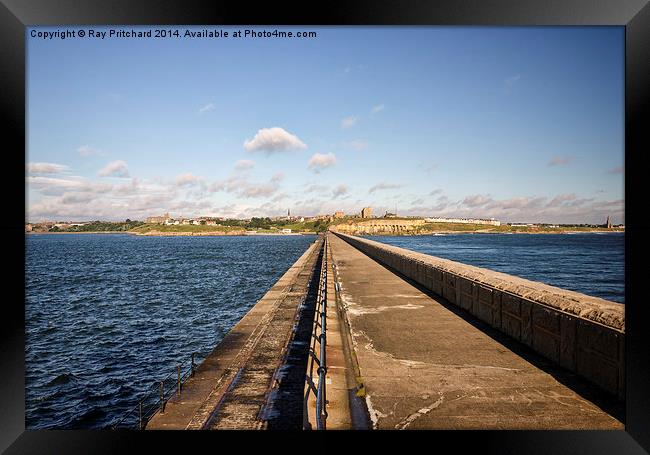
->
[606,216,612,229]
[334,211,345,219]
[25,223,33,232]
[425,217,501,226]
[384,211,397,218]
[146,213,171,224]
[361,207,373,218]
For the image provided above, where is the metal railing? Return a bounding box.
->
[110,353,198,430]
[304,237,328,429]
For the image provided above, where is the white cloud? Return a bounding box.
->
[61,192,97,205]
[112,178,141,196]
[26,162,69,174]
[308,153,337,173]
[199,102,215,114]
[305,183,328,193]
[175,173,203,187]
[371,104,385,114]
[332,185,348,198]
[368,182,403,194]
[77,145,102,157]
[239,183,278,198]
[243,127,307,153]
[27,176,87,194]
[547,193,577,207]
[272,193,288,202]
[26,172,626,225]
[99,160,130,178]
[462,194,492,207]
[234,159,255,170]
[341,116,358,129]
[208,174,282,199]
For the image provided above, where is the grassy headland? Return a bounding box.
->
[129,224,246,236]
[43,220,145,233]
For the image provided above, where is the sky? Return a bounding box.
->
[26,26,624,224]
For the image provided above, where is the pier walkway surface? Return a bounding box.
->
[327,234,624,429]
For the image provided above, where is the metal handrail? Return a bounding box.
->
[110,352,198,430]
[305,236,328,429]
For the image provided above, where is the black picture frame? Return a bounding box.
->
[3,0,649,453]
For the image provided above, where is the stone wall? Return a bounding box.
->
[332,232,625,399]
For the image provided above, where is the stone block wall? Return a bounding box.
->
[332,231,625,399]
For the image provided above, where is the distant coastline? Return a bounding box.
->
[26,228,623,237]
[26,230,315,237]
[25,215,623,237]
[26,231,130,235]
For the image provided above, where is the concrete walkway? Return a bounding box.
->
[328,234,624,430]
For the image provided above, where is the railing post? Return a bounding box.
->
[177,364,181,396]
[160,381,165,414]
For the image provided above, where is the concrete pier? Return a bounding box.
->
[328,232,624,429]
[143,231,624,430]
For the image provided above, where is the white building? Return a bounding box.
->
[424,217,501,226]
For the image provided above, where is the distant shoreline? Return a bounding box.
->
[26,231,316,236]
[26,231,130,235]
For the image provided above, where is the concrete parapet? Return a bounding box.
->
[332,231,625,399]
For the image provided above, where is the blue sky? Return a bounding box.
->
[26,26,624,223]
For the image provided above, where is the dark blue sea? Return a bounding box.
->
[25,233,317,429]
[367,232,624,304]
